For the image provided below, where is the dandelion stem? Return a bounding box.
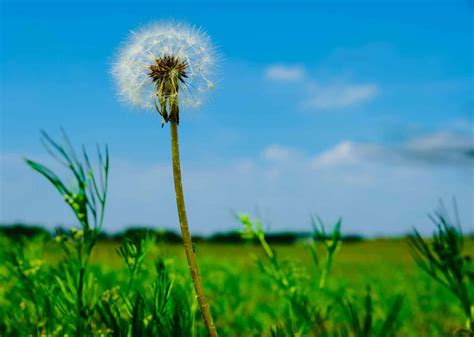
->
[170,120,218,337]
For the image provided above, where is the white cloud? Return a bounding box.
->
[303,83,379,109]
[265,64,306,82]
[313,141,363,167]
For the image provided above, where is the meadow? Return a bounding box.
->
[1,223,472,336]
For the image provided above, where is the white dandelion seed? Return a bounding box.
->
[112,21,216,111]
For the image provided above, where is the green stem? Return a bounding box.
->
[258,233,274,260]
[319,255,332,290]
[126,266,137,294]
[170,120,217,337]
[77,265,86,336]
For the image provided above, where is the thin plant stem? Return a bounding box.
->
[319,255,332,290]
[126,264,137,294]
[169,120,218,337]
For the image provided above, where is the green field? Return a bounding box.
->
[1,233,472,336]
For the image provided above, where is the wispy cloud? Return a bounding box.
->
[262,144,299,161]
[312,131,474,168]
[265,64,306,82]
[264,63,379,110]
[303,82,379,110]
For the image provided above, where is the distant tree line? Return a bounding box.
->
[0,223,367,244]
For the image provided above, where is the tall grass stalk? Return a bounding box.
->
[25,130,109,336]
[239,213,329,335]
[409,201,473,334]
[308,216,342,290]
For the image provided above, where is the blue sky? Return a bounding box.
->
[1,0,473,235]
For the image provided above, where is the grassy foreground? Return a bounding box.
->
[1,234,472,336]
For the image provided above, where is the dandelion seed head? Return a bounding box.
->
[112,21,215,110]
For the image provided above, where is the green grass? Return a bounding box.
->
[1,236,472,336]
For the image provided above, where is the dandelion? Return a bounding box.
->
[112,21,217,337]
[112,21,215,123]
